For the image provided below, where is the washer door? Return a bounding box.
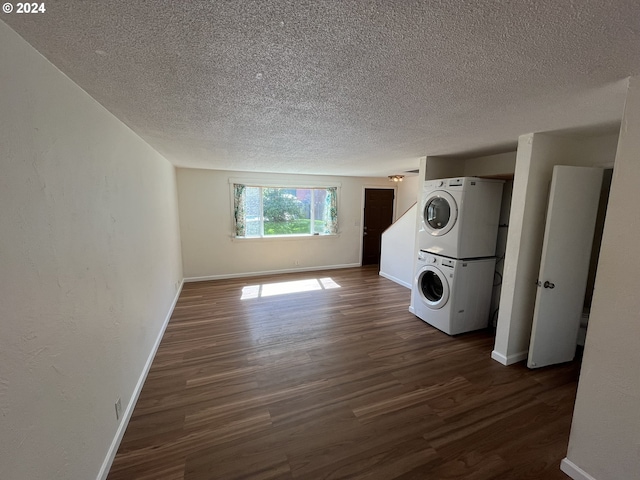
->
[422,190,458,236]
[416,266,450,309]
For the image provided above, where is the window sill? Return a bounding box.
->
[231,233,340,242]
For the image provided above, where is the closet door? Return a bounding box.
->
[527,166,603,369]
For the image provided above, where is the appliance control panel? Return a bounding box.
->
[441,258,455,268]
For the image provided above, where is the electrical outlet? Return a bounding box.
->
[115,398,122,420]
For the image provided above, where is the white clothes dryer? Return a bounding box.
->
[418,177,503,259]
[411,251,495,335]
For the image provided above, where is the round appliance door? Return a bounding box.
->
[422,190,458,236]
[416,266,450,309]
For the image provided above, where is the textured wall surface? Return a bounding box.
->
[396,174,419,216]
[0,22,183,480]
[2,1,637,176]
[380,204,417,288]
[564,77,640,480]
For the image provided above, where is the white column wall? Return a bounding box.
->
[562,77,640,480]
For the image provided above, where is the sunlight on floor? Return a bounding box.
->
[241,277,341,299]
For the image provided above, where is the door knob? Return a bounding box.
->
[543,281,555,289]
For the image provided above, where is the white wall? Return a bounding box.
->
[424,151,517,180]
[0,22,183,480]
[464,151,516,177]
[493,132,619,365]
[561,78,640,480]
[380,204,417,288]
[396,174,419,215]
[177,168,392,279]
[424,156,465,180]
[379,173,419,289]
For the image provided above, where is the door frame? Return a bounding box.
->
[359,186,397,266]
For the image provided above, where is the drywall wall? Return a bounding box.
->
[464,151,517,177]
[396,174,419,215]
[379,164,420,290]
[561,77,640,480]
[0,22,183,480]
[380,204,417,288]
[176,168,392,279]
[493,131,620,365]
[424,156,465,180]
[425,151,517,181]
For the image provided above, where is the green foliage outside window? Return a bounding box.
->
[262,188,304,222]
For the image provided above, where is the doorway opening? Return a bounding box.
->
[580,167,613,345]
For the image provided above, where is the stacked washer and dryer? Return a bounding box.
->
[410,177,504,335]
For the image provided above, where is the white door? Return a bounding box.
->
[527,166,604,369]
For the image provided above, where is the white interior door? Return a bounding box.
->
[527,166,604,369]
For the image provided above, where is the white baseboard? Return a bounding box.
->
[561,458,598,480]
[491,349,528,366]
[379,271,412,289]
[96,279,184,480]
[184,263,361,282]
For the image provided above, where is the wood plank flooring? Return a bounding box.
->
[108,266,579,480]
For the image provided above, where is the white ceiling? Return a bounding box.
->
[3,1,640,176]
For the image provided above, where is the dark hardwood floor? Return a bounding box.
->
[108,266,579,480]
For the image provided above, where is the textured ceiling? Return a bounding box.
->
[3,1,640,176]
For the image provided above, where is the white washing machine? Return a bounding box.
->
[418,177,504,259]
[411,251,495,335]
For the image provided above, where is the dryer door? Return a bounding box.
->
[422,191,458,236]
[416,266,450,309]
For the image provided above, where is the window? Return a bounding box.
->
[233,184,338,238]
